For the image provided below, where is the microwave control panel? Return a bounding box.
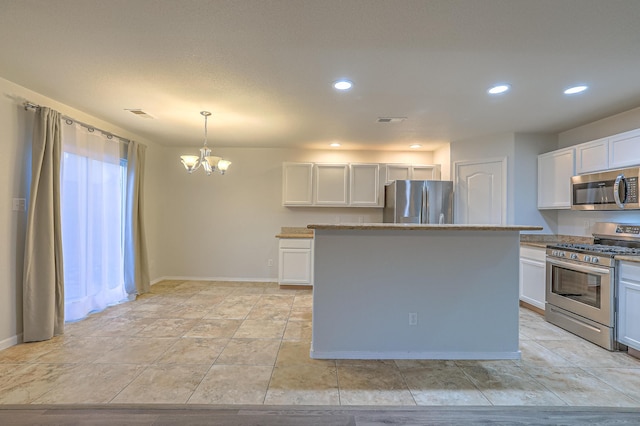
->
[626,177,638,203]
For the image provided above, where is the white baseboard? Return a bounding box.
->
[151,276,277,285]
[309,349,521,360]
[0,333,22,351]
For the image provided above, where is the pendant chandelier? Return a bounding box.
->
[180,111,231,175]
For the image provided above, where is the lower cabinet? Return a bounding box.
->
[617,261,640,350]
[519,245,546,311]
[278,238,314,286]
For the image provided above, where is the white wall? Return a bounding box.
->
[556,106,640,236]
[0,76,162,349]
[434,144,451,180]
[155,147,439,282]
[513,134,559,233]
[558,106,640,148]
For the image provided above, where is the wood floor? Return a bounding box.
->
[1,404,640,425]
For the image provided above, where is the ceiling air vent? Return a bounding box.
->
[377,117,407,123]
[125,109,155,119]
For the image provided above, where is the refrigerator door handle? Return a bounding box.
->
[421,184,428,223]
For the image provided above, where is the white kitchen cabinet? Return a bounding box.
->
[576,138,609,174]
[385,164,441,184]
[282,162,313,206]
[537,147,575,209]
[609,128,640,170]
[519,245,546,311]
[617,261,640,350]
[314,163,349,205]
[349,163,380,207]
[411,164,441,180]
[385,164,411,183]
[278,238,313,286]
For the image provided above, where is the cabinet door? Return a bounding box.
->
[519,246,546,310]
[279,249,312,285]
[609,128,640,169]
[314,163,349,205]
[385,164,411,184]
[537,148,575,209]
[350,163,380,207]
[282,163,313,206]
[411,165,441,180]
[576,138,609,174]
[618,262,640,349]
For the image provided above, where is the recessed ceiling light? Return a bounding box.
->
[333,80,353,91]
[330,142,341,147]
[487,84,511,95]
[409,144,422,149]
[564,85,588,95]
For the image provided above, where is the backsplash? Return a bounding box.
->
[558,210,640,236]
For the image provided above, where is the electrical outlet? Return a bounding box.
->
[408,312,418,326]
[267,259,274,267]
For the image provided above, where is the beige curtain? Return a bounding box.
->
[124,140,150,295]
[23,107,64,342]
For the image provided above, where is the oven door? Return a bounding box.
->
[546,257,613,326]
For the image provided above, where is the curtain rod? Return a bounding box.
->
[23,101,131,145]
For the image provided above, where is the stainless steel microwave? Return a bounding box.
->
[571,167,640,210]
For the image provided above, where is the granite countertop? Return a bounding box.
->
[520,234,593,248]
[275,227,314,239]
[308,223,543,231]
[615,255,640,263]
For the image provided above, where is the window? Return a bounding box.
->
[61,123,130,321]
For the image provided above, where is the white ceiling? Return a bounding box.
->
[1,0,640,151]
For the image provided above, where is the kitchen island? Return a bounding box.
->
[307,223,543,360]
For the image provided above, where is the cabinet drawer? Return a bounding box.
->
[279,238,312,249]
[520,245,546,262]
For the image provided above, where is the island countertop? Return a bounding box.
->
[307,223,543,231]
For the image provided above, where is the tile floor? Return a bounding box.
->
[1,280,640,406]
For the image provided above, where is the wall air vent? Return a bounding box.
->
[377,117,407,123]
[125,109,155,119]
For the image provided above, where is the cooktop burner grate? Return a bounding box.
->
[552,242,640,255]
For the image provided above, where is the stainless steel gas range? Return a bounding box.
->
[545,222,640,351]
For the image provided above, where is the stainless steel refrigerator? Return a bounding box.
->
[383,180,454,224]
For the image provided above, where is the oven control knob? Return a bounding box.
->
[585,255,591,262]
[570,253,578,260]
[560,251,566,258]
[592,257,599,264]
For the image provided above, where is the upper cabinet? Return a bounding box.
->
[283,162,442,208]
[573,128,640,175]
[349,163,380,207]
[576,138,608,174]
[314,163,349,206]
[384,164,441,184]
[538,147,575,209]
[609,128,640,170]
[282,162,313,205]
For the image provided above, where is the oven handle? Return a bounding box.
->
[614,174,626,209]
[546,258,611,276]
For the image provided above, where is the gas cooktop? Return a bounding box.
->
[550,242,640,256]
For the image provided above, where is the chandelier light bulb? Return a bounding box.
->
[179,111,231,175]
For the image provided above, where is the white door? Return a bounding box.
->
[454,158,506,224]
